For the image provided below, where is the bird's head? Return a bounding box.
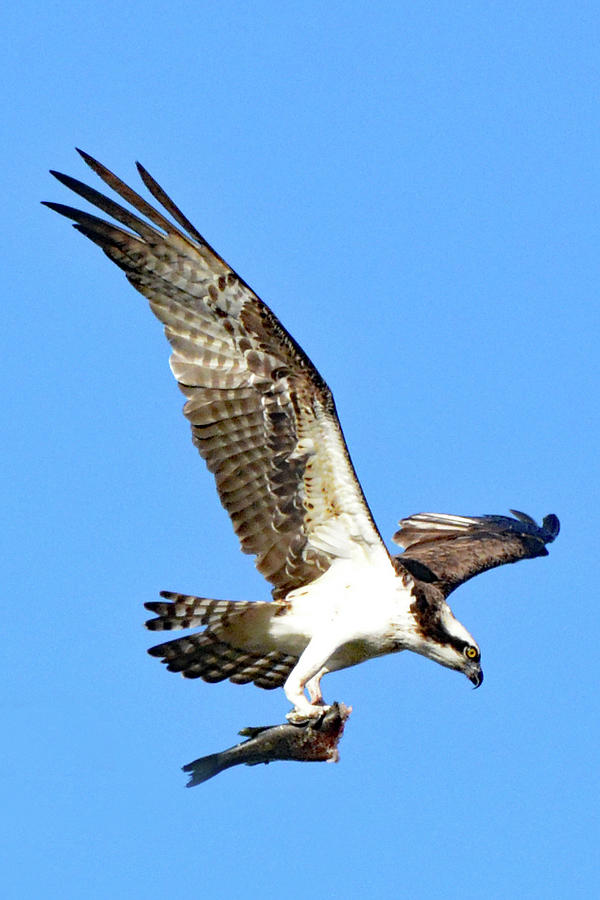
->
[408,592,483,687]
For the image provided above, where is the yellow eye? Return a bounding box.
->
[465,646,479,659]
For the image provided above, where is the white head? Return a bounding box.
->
[408,592,483,687]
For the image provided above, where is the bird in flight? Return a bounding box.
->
[45,151,559,721]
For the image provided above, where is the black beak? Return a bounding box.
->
[469,668,484,689]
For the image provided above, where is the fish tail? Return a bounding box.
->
[182,752,229,787]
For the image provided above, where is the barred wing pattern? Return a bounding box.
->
[45,151,387,597]
[393,510,560,597]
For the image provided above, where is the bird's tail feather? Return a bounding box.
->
[145,591,262,632]
[145,592,298,690]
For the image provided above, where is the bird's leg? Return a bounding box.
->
[284,639,335,722]
[306,669,327,704]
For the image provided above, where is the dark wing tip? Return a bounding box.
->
[40,200,83,222]
[541,513,560,541]
[47,170,85,196]
[47,169,89,194]
[509,509,560,543]
[508,509,538,526]
[75,147,102,170]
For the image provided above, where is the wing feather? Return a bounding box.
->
[393,510,559,595]
[45,152,388,596]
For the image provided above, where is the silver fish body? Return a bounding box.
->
[183,702,351,786]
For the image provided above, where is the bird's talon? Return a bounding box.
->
[286,704,332,726]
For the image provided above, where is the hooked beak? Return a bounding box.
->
[469,668,484,689]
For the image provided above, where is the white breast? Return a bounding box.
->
[267,553,416,661]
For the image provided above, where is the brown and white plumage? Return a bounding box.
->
[393,510,560,597]
[46,151,385,600]
[45,152,559,719]
[145,593,298,689]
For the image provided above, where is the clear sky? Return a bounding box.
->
[3,2,598,898]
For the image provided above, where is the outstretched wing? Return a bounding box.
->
[45,151,388,597]
[393,510,559,596]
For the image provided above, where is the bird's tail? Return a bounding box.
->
[145,592,299,690]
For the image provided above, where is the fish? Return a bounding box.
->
[182,702,351,787]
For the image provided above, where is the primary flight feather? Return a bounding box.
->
[45,151,559,720]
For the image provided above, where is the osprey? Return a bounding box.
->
[45,152,559,721]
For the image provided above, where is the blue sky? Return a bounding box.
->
[3,2,598,897]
